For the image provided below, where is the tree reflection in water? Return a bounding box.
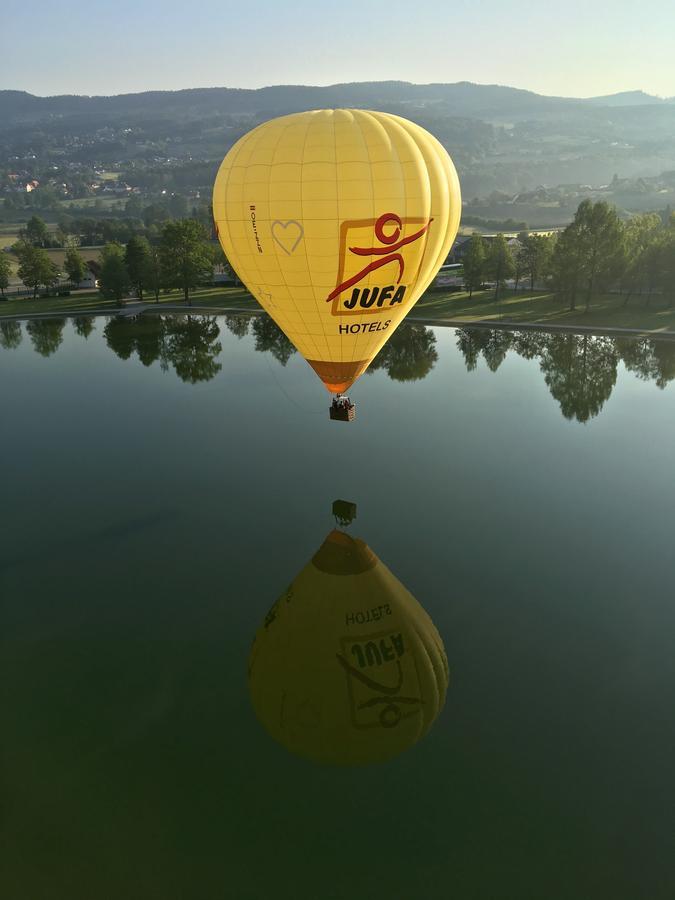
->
[103,314,222,383]
[540,334,617,424]
[250,315,296,366]
[0,320,22,350]
[164,316,222,384]
[26,318,66,357]
[18,311,672,421]
[73,317,95,339]
[456,327,675,422]
[224,314,250,340]
[370,322,438,382]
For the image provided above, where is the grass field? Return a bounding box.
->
[0,286,260,317]
[2,282,675,334]
[44,246,105,267]
[415,288,675,333]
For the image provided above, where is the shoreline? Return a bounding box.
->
[2,302,675,342]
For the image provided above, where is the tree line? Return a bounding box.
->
[7,218,222,304]
[461,200,675,309]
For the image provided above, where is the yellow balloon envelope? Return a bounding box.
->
[213,109,461,393]
[249,529,449,766]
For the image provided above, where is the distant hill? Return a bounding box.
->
[2,81,674,123]
[2,81,675,201]
[586,90,674,106]
[0,81,642,123]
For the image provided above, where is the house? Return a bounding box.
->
[446,235,473,263]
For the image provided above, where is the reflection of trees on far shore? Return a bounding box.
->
[455,328,513,373]
[0,321,22,350]
[224,314,251,340]
[251,315,296,366]
[165,316,222,383]
[540,334,617,423]
[26,318,66,357]
[370,323,438,382]
[73,317,95,339]
[456,327,675,422]
[103,314,222,383]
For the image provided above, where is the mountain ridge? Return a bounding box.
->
[2,81,673,123]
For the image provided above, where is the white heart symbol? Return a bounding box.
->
[271,220,304,255]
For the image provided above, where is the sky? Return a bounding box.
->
[3,0,674,99]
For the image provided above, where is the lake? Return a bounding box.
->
[2,313,675,899]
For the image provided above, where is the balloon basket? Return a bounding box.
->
[329,404,356,422]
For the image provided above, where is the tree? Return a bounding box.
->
[0,321,22,350]
[550,224,584,311]
[15,242,59,298]
[486,234,515,301]
[26,318,66,357]
[98,242,130,303]
[513,235,528,292]
[462,234,485,298]
[23,215,50,247]
[125,235,152,301]
[146,243,164,303]
[519,233,553,291]
[64,247,86,286]
[0,253,11,296]
[159,220,213,305]
[656,229,675,308]
[620,213,662,306]
[573,200,625,309]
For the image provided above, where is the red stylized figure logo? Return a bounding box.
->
[326,212,433,303]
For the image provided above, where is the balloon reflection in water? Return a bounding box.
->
[249,516,448,766]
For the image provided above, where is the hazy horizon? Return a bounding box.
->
[3,0,674,99]
[3,79,673,102]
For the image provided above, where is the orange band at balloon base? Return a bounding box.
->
[306,358,370,394]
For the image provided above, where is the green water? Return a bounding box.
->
[2,314,675,899]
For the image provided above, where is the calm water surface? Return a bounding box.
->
[2,314,675,899]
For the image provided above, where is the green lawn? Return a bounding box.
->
[0,285,260,318]
[414,288,675,333]
[3,282,675,334]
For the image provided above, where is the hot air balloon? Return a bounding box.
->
[248,510,448,766]
[213,109,461,414]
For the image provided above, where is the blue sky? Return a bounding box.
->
[3,0,674,98]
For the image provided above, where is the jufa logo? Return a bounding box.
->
[327,212,432,316]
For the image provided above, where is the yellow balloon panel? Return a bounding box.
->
[248,530,449,766]
[213,109,461,392]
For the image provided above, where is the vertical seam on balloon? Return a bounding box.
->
[364,111,418,366]
[297,112,321,362]
[351,109,378,369]
[399,119,434,295]
[269,117,317,362]
[330,109,346,371]
[396,119,456,296]
[413,129,449,294]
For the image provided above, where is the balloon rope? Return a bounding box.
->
[264,355,324,415]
